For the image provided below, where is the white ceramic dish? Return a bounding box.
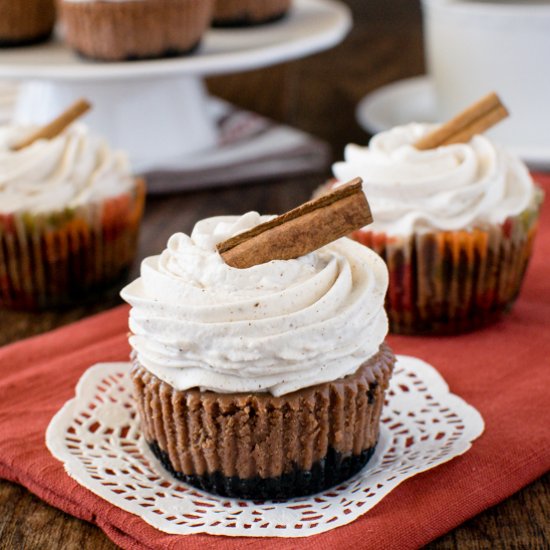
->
[422,0,550,155]
[356,76,550,169]
[0,0,350,80]
[0,0,352,171]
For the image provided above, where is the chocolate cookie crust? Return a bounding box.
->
[132,344,395,498]
[149,440,377,499]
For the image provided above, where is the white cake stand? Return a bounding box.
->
[0,0,351,173]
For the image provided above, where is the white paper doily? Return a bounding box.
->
[46,356,484,538]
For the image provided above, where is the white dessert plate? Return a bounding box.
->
[356,76,550,170]
[0,0,351,171]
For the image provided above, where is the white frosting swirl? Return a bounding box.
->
[0,123,134,214]
[333,123,535,236]
[121,212,389,397]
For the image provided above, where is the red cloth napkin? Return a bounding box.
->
[1,176,550,550]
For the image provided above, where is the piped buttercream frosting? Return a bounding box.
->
[332,123,535,236]
[0,123,134,214]
[121,212,389,396]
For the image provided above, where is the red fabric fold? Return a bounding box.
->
[1,176,549,550]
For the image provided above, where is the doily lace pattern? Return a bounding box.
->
[46,356,484,538]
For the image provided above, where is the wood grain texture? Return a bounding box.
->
[0,0,548,548]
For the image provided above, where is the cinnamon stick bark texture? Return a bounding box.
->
[217,178,373,269]
[415,92,508,150]
[12,98,92,151]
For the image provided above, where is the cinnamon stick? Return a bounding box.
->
[415,92,508,150]
[217,178,373,269]
[12,98,92,151]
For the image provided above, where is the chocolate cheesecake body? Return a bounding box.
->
[133,344,394,499]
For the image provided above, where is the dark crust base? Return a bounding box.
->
[212,11,287,28]
[148,440,377,500]
[75,40,201,62]
[0,30,52,48]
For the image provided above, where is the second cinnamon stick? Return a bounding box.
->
[415,92,508,150]
[12,98,92,151]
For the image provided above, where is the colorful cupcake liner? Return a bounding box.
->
[60,0,214,61]
[0,179,145,310]
[212,0,291,27]
[131,344,395,499]
[352,189,544,334]
[0,0,55,46]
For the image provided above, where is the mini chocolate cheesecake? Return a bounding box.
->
[0,0,55,47]
[122,184,392,500]
[59,0,214,61]
[132,344,394,499]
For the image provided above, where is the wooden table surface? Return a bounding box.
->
[0,1,548,548]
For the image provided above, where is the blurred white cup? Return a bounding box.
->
[422,0,550,154]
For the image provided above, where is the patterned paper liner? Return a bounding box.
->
[131,344,395,499]
[60,0,214,61]
[212,0,291,26]
[0,179,145,310]
[352,189,544,335]
[0,0,55,47]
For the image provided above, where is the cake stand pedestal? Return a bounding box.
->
[0,0,351,173]
[15,77,216,172]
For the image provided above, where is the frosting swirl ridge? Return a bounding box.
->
[332,123,535,236]
[0,123,134,214]
[121,212,389,396]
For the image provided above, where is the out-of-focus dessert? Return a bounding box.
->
[59,0,214,61]
[330,93,543,334]
[0,100,145,310]
[0,0,55,47]
[212,0,291,26]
